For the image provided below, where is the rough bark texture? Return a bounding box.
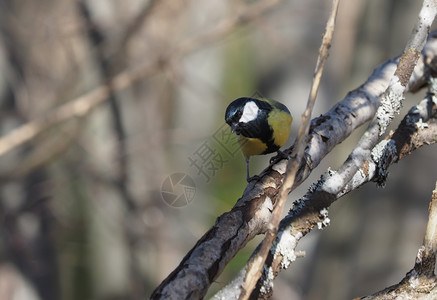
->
[152,34,437,300]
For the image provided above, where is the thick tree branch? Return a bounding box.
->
[317,0,437,198]
[214,86,437,299]
[151,32,437,300]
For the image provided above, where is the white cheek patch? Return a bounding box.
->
[239,101,259,123]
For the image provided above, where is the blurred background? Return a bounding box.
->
[0,0,436,299]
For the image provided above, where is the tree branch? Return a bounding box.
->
[239,0,340,298]
[214,82,437,299]
[316,0,437,198]
[151,30,437,300]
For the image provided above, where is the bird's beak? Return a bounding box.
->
[231,123,238,134]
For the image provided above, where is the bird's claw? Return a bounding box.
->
[269,150,290,164]
[247,174,261,183]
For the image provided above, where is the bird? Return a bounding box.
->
[225,97,292,181]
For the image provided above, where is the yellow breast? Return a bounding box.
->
[268,109,292,147]
[238,136,267,158]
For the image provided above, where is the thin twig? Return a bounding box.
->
[117,0,159,55]
[109,0,160,79]
[239,0,340,298]
[0,123,80,181]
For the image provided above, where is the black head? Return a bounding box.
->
[225,98,254,134]
[225,97,273,136]
[225,98,245,125]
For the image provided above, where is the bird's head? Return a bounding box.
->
[225,98,260,135]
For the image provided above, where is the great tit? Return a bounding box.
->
[225,97,292,181]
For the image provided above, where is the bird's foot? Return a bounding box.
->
[269,150,290,164]
[247,174,261,183]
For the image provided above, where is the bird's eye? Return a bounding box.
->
[235,110,242,120]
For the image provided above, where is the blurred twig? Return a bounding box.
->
[0,0,283,158]
[0,122,80,182]
[174,0,281,57]
[116,0,159,57]
[238,0,340,298]
[77,0,136,211]
[77,1,150,298]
